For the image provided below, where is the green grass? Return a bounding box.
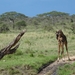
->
[0,31,57,74]
[58,63,75,75]
[0,31,75,75]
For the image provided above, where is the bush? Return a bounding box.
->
[43,25,53,31]
[0,24,9,33]
[15,21,26,30]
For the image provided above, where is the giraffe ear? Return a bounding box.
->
[59,30,64,35]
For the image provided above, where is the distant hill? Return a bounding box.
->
[0,11,75,33]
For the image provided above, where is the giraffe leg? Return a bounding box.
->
[61,43,65,61]
[57,44,60,62]
[65,43,70,60]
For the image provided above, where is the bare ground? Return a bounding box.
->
[38,56,75,75]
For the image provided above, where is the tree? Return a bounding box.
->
[16,21,26,30]
[0,24,9,33]
[0,11,28,30]
[0,30,26,59]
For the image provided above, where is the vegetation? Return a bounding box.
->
[58,63,75,75]
[0,32,57,75]
[0,11,75,32]
[0,11,75,75]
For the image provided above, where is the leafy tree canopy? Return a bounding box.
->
[37,11,69,17]
[0,11,28,21]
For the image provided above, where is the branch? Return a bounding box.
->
[0,30,26,59]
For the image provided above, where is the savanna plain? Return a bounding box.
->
[0,30,75,75]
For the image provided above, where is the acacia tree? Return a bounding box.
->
[0,12,28,30]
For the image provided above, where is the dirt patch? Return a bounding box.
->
[38,56,75,75]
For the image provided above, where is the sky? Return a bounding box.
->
[0,0,75,17]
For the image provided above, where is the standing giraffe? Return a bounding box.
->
[56,30,70,61]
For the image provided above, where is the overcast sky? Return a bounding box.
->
[0,0,75,17]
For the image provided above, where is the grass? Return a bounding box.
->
[0,31,57,75]
[0,31,75,75]
[58,63,75,75]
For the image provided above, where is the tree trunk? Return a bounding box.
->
[0,30,26,59]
